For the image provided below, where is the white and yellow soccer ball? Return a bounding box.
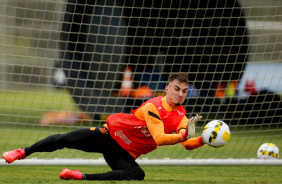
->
[202,120,231,148]
[257,143,279,159]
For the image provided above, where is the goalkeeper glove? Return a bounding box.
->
[181,114,202,140]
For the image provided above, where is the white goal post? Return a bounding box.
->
[1,159,282,166]
[0,0,281,165]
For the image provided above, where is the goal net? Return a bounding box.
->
[0,0,281,165]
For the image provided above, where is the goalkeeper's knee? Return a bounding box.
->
[127,168,145,180]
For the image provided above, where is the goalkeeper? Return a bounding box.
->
[2,72,205,181]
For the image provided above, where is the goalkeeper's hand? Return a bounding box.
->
[181,114,202,140]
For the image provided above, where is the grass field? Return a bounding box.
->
[1,89,281,160]
[0,165,282,184]
[1,125,282,160]
[0,89,282,183]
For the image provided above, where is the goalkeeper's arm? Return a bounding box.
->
[137,103,186,146]
[177,115,206,150]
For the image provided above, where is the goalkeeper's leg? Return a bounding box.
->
[24,127,117,155]
[60,152,145,181]
[2,127,145,180]
[81,144,145,180]
[3,127,110,163]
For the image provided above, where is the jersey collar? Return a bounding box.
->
[161,96,179,111]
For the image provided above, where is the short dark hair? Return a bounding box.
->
[168,73,189,84]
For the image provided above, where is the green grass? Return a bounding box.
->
[0,89,281,160]
[0,89,282,183]
[0,89,79,125]
[1,120,281,160]
[0,165,281,184]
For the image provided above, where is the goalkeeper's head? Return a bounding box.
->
[165,73,189,109]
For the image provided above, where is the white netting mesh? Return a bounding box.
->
[0,0,281,164]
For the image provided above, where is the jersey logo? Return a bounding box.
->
[148,111,161,121]
[114,130,132,145]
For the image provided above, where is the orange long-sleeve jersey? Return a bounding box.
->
[105,96,204,159]
[133,97,204,150]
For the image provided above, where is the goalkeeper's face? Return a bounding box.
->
[165,79,188,109]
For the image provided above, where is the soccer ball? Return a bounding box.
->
[202,120,231,148]
[257,143,279,159]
